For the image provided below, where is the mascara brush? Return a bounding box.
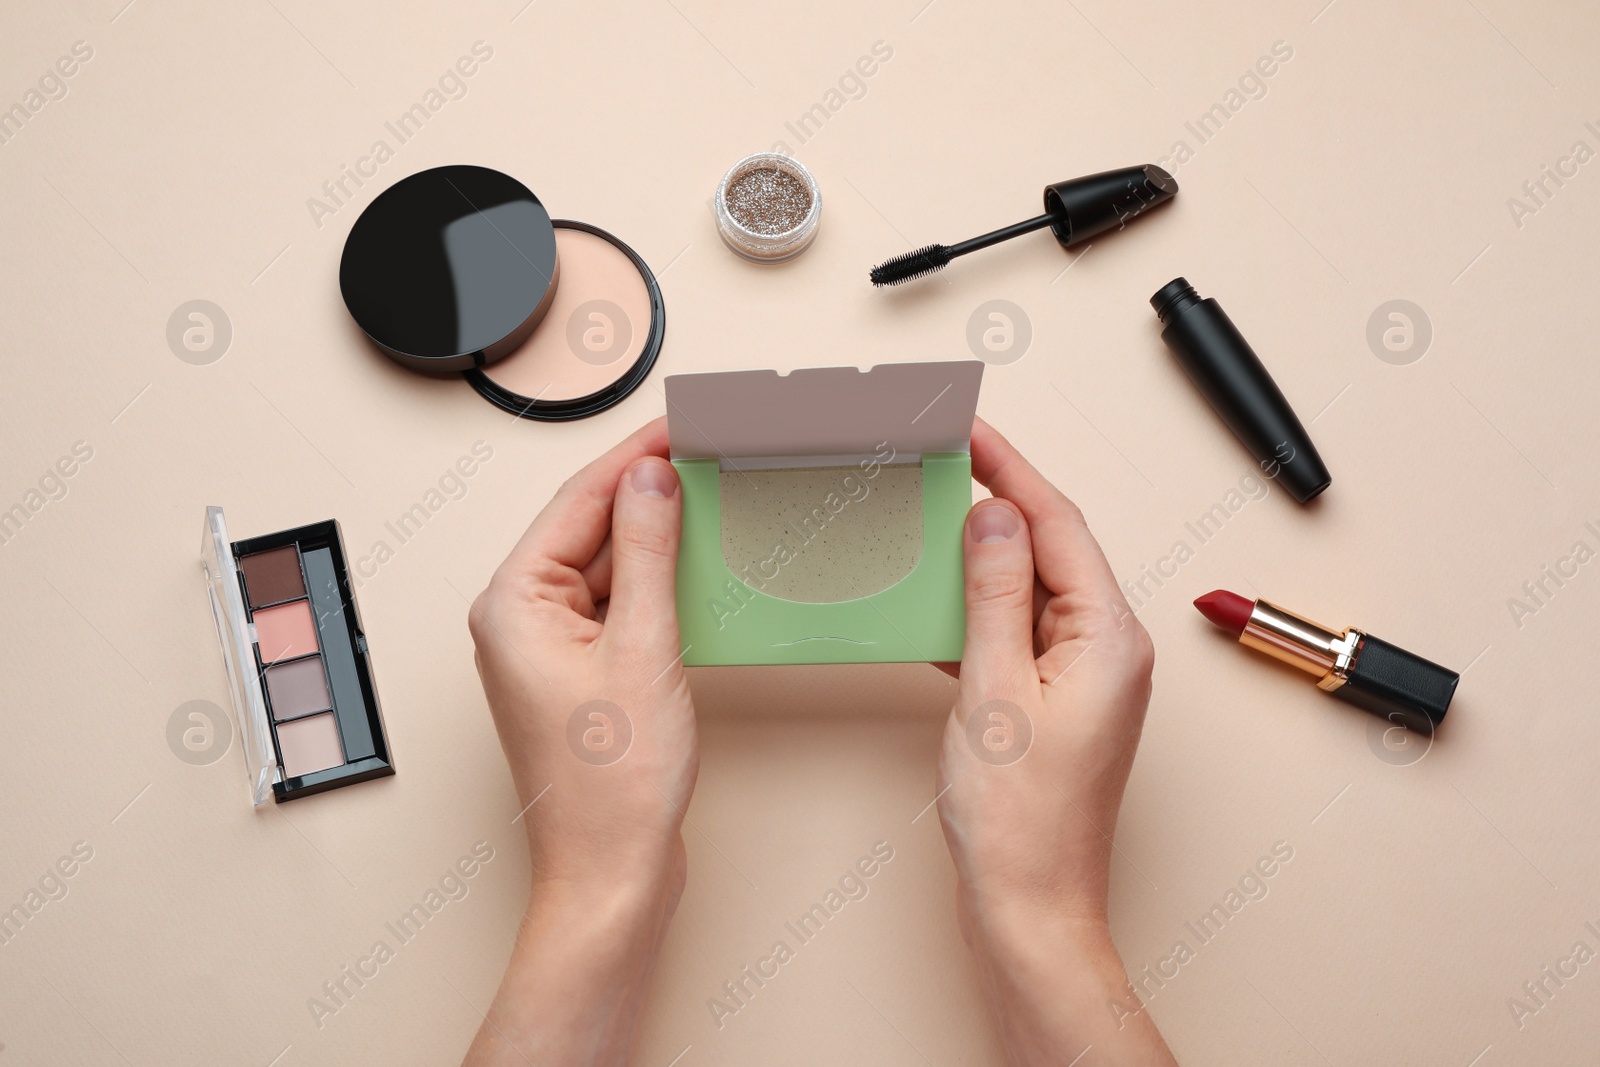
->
[869,164,1178,287]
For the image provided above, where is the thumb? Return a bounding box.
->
[960,500,1038,694]
[603,457,683,667]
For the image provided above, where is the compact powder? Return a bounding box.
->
[277,712,344,779]
[265,657,331,720]
[240,546,305,608]
[254,600,319,663]
[343,167,665,421]
[476,226,655,403]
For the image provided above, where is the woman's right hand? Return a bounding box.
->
[936,418,1176,1065]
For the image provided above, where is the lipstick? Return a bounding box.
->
[1194,590,1457,733]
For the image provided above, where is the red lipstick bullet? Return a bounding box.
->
[1194,590,1253,636]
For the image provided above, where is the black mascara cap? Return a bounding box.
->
[1044,164,1178,248]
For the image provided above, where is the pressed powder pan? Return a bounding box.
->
[340,165,665,421]
[466,221,664,420]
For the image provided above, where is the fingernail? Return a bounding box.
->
[969,504,1018,544]
[630,461,677,499]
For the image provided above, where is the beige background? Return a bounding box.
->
[2,1,1597,1064]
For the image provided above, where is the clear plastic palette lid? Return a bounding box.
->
[201,506,277,805]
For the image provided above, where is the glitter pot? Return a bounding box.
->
[714,153,822,262]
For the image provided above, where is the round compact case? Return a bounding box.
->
[340,164,665,421]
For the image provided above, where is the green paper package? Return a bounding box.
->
[666,360,983,665]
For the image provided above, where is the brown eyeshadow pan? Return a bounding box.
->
[241,545,306,608]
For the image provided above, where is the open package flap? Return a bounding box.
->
[665,360,983,665]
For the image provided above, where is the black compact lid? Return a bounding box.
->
[339,165,560,373]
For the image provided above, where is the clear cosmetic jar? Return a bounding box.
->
[714,153,822,262]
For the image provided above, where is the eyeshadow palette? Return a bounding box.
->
[202,507,393,804]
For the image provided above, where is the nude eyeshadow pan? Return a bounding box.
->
[203,509,393,804]
[276,712,344,780]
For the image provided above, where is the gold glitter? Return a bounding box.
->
[724,167,812,236]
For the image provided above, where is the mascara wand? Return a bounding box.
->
[869,164,1178,287]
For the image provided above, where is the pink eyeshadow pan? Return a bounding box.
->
[253,600,319,663]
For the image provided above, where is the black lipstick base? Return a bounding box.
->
[1334,633,1458,735]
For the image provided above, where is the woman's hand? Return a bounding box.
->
[937,418,1176,1065]
[463,418,696,1066]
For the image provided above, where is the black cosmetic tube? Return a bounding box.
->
[1151,278,1331,502]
